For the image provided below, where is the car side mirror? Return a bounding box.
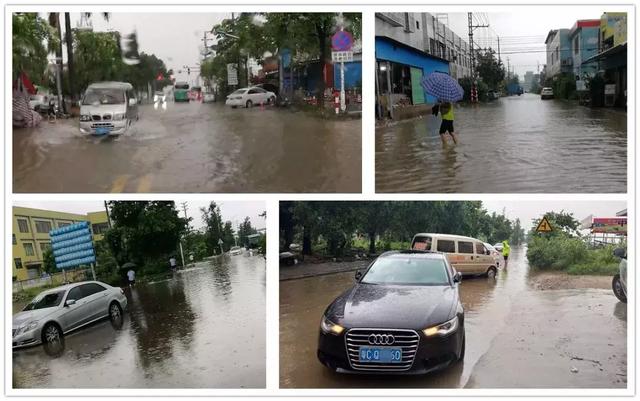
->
[453,272,462,283]
[613,248,626,259]
[129,98,137,106]
[354,271,362,281]
[65,299,76,307]
[485,250,491,255]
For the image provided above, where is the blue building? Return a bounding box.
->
[545,29,572,77]
[333,53,362,90]
[376,36,449,118]
[568,19,601,78]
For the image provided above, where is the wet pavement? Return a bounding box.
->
[279,246,627,388]
[13,102,361,193]
[13,255,265,388]
[376,94,627,193]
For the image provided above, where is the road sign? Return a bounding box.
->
[535,217,553,233]
[331,30,354,51]
[49,221,96,269]
[332,51,354,63]
[227,63,238,86]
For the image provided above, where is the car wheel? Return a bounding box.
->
[268,96,275,105]
[246,100,253,108]
[457,333,466,362]
[41,322,62,344]
[109,301,123,320]
[486,266,497,278]
[612,274,627,303]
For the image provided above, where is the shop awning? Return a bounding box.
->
[582,42,627,64]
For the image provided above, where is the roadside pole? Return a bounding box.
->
[54,58,64,116]
[218,238,224,255]
[179,241,185,268]
[340,58,346,112]
[62,268,67,284]
[90,263,96,281]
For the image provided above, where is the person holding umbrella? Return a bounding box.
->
[421,71,464,146]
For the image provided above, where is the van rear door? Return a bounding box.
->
[411,235,433,251]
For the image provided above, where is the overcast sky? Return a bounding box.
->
[13,200,265,231]
[482,200,626,231]
[60,13,231,84]
[444,8,610,77]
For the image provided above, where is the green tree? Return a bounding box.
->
[202,202,224,255]
[530,211,581,238]
[42,247,57,274]
[222,221,235,251]
[510,218,526,245]
[12,13,58,85]
[237,217,257,248]
[476,49,505,89]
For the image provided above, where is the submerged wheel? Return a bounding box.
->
[41,323,62,344]
[612,274,627,303]
[457,333,466,361]
[486,266,497,278]
[246,100,253,108]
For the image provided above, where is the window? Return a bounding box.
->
[66,286,84,302]
[23,242,35,256]
[412,235,432,251]
[40,242,51,253]
[34,220,53,234]
[58,222,71,228]
[248,89,258,94]
[574,36,580,55]
[81,283,106,297]
[416,20,420,30]
[458,241,474,254]
[12,234,16,245]
[14,258,23,269]
[92,222,109,235]
[476,242,487,255]
[436,239,455,253]
[17,218,29,233]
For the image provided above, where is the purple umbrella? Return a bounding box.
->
[420,71,464,102]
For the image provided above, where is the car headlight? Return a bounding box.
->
[16,321,39,335]
[320,315,344,335]
[113,113,125,121]
[80,115,92,122]
[423,316,459,337]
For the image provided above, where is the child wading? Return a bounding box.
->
[437,101,458,145]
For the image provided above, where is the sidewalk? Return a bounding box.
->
[279,259,372,281]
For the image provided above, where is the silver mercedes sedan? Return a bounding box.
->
[13,281,128,349]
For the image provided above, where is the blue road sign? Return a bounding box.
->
[50,221,96,269]
[331,30,354,51]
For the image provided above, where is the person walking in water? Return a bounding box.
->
[438,101,458,145]
[502,240,511,268]
[169,255,177,272]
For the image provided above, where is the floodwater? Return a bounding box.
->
[376,94,627,193]
[13,255,266,388]
[13,102,361,193]
[279,246,627,388]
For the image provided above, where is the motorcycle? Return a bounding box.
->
[612,248,627,303]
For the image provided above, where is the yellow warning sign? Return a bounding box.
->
[536,217,553,233]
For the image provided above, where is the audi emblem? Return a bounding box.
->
[368,334,395,345]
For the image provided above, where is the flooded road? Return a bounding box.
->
[13,102,361,193]
[376,94,627,193]
[13,255,265,388]
[279,246,626,388]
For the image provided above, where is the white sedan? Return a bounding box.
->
[225,87,276,108]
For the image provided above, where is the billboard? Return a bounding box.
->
[50,221,96,269]
[591,217,627,235]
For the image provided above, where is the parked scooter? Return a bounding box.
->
[612,248,627,303]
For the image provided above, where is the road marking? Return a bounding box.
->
[110,175,130,193]
[137,174,152,192]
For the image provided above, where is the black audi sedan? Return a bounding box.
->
[317,250,465,374]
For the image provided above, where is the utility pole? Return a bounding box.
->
[507,57,510,79]
[468,12,489,103]
[104,201,112,228]
[497,36,501,64]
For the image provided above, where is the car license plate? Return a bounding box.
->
[95,127,111,135]
[359,346,403,363]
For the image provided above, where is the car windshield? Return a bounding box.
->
[232,89,248,95]
[361,256,450,286]
[23,291,65,311]
[82,88,125,105]
[175,83,189,90]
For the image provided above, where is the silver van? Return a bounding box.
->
[410,233,498,278]
[79,82,138,136]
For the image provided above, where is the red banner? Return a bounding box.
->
[592,217,627,234]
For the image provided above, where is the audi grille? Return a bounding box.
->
[345,328,420,372]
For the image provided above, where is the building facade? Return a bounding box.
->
[544,29,572,77]
[568,19,600,78]
[12,207,109,281]
[375,12,470,119]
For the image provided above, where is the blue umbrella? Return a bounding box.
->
[420,71,464,102]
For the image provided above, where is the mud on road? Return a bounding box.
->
[279,246,627,388]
